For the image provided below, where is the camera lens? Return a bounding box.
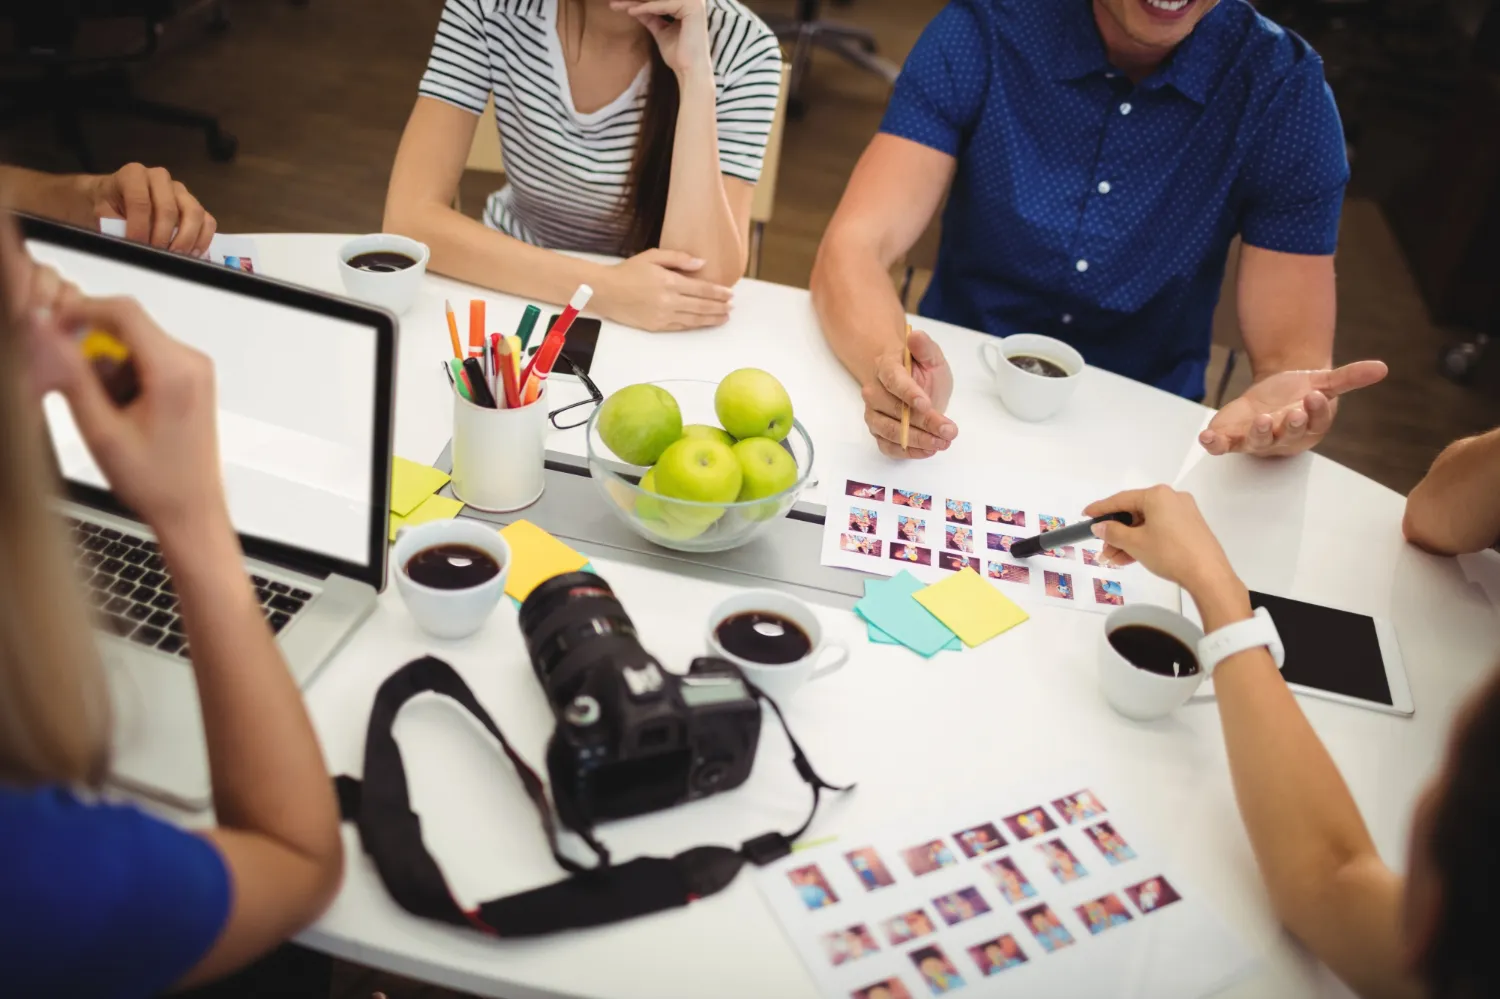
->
[519,572,645,707]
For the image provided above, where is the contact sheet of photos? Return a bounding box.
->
[757,780,1254,999]
[820,465,1147,615]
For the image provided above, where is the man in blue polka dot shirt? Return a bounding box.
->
[811,0,1388,461]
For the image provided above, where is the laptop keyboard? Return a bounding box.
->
[70,516,314,660]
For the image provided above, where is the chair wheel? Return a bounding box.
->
[1441,343,1483,383]
[207,131,239,162]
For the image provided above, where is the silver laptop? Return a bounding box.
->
[25,215,397,811]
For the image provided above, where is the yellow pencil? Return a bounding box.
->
[507,334,522,386]
[900,323,912,450]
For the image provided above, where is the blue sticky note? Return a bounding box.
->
[854,570,958,658]
[867,618,961,652]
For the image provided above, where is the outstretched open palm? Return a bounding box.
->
[1200,361,1388,457]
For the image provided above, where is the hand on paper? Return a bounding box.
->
[1083,486,1241,601]
[88,162,216,256]
[1199,361,1387,458]
[863,328,956,460]
[610,0,711,77]
[597,248,733,332]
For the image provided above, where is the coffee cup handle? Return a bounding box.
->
[978,339,1004,377]
[811,643,850,681]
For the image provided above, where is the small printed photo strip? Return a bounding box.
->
[902,839,958,877]
[989,562,1030,585]
[890,543,933,566]
[985,506,1026,527]
[985,533,1018,553]
[1019,902,1076,954]
[1126,876,1183,915]
[1083,821,1136,865]
[1044,570,1074,600]
[840,534,883,557]
[1039,544,1075,560]
[909,944,967,996]
[851,978,914,999]
[1081,548,1102,567]
[954,821,1007,858]
[1037,838,1089,884]
[983,856,1038,904]
[968,934,1028,977]
[944,499,973,525]
[1094,578,1125,606]
[1076,893,1134,936]
[897,515,927,545]
[848,508,878,535]
[845,847,896,891]
[1052,789,1107,825]
[1038,514,1067,533]
[821,923,881,966]
[933,886,991,927]
[882,907,938,945]
[893,489,933,510]
[789,864,839,910]
[944,524,975,553]
[1002,806,1058,841]
[846,480,886,502]
[939,552,981,573]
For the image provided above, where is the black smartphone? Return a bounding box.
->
[534,314,602,377]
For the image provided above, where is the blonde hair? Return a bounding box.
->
[0,297,110,787]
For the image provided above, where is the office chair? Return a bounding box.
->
[0,2,238,174]
[757,0,899,118]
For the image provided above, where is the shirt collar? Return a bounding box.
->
[1051,0,1234,106]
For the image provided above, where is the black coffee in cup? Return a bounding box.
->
[715,611,812,665]
[1108,625,1199,677]
[347,250,418,273]
[1008,354,1070,378]
[404,543,500,590]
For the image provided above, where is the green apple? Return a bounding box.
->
[714,368,794,442]
[733,437,798,520]
[681,423,737,448]
[597,383,682,466]
[635,466,666,521]
[653,437,742,527]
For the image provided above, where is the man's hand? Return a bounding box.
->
[86,163,215,256]
[1199,360,1388,457]
[862,328,957,459]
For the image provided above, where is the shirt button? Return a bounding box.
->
[1105,71,1118,79]
[1120,102,1133,115]
[1097,181,1111,194]
[1061,314,1073,324]
[1076,260,1089,273]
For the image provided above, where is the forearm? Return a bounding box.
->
[658,68,746,284]
[1404,429,1500,555]
[0,166,94,227]
[156,510,339,868]
[810,230,909,388]
[1237,247,1337,378]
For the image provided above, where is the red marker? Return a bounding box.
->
[521,284,593,405]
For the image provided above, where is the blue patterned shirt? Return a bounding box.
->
[881,0,1349,399]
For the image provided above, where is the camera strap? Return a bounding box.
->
[334,656,851,937]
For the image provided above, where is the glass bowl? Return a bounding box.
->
[585,379,815,553]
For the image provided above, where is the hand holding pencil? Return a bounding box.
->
[862,326,957,461]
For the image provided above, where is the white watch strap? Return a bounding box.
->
[1196,606,1285,677]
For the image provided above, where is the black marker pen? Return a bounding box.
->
[1008,512,1135,559]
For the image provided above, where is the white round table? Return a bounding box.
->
[245,234,1498,999]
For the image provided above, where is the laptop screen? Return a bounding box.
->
[25,219,394,588]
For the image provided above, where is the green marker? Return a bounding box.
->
[515,304,542,352]
[448,358,473,402]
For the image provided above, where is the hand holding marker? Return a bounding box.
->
[1008,512,1135,559]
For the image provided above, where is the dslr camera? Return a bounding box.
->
[518,572,762,832]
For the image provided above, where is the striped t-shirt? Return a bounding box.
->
[419,0,782,255]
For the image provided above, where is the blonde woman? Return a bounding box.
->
[0,224,342,996]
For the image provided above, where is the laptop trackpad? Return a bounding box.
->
[105,647,212,810]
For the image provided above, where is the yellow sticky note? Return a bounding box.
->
[389,493,464,542]
[913,568,1029,648]
[500,520,589,603]
[390,456,452,517]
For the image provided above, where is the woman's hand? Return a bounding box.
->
[610,0,712,78]
[1083,486,1244,602]
[596,248,733,331]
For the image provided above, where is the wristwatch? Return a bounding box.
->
[1196,606,1285,677]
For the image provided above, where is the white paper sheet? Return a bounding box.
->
[98,217,260,272]
[757,776,1256,999]
[818,456,1177,615]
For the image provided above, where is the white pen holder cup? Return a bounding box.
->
[451,387,547,513]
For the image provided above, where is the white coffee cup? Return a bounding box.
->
[337,233,429,315]
[705,589,849,705]
[1098,605,1206,721]
[392,518,511,640]
[978,333,1085,422]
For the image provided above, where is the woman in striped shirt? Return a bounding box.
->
[386,0,782,331]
